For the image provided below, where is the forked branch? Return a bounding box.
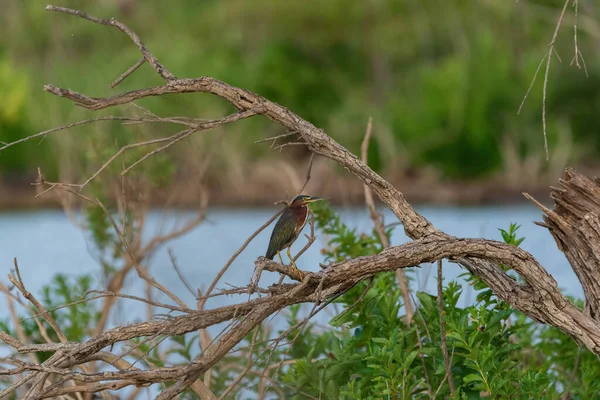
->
[1,5,600,399]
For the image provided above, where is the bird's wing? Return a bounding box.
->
[265,214,297,260]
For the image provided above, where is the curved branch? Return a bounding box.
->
[527,168,600,320]
[46,5,175,81]
[2,5,598,399]
[5,237,600,398]
[44,77,437,240]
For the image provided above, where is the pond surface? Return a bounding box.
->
[0,204,580,397]
[0,204,579,327]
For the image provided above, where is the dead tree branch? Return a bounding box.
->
[1,5,599,398]
[518,0,584,160]
[360,117,414,323]
[437,260,454,395]
[3,236,600,398]
[526,168,600,320]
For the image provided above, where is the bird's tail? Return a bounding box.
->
[265,244,276,260]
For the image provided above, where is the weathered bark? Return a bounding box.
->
[529,168,600,320]
[2,5,600,400]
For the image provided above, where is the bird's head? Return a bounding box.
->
[290,195,325,208]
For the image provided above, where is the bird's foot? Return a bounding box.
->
[288,264,304,280]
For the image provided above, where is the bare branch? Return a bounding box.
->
[7,232,575,397]
[437,260,454,395]
[518,0,571,160]
[9,259,68,344]
[110,57,145,88]
[360,117,413,323]
[0,283,38,365]
[79,110,253,190]
[168,249,196,298]
[4,6,600,398]
[218,328,260,400]
[273,141,307,152]
[198,208,283,308]
[254,130,298,146]
[0,116,133,151]
[46,5,175,81]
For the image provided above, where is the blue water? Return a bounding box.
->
[0,204,579,305]
[0,205,579,397]
[0,205,579,322]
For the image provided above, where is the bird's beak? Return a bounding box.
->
[307,196,325,203]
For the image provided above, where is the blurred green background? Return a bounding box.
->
[1,0,599,205]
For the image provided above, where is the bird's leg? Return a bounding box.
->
[286,246,298,270]
[277,251,284,265]
[286,247,304,279]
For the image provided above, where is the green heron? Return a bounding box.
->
[265,195,324,275]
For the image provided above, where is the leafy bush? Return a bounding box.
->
[1,1,599,182]
[2,202,599,398]
[277,203,600,399]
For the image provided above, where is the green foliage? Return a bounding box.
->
[0,274,100,363]
[0,49,54,179]
[38,274,100,342]
[311,201,385,261]
[277,209,600,399]
[3,201,600,398]
[1,0,599,183]
[80,129,176,276]
[498,223,525,247]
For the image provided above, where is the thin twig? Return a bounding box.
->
[361,117,413,323]
[86,291,191,313]
[198,209,283,308]
[295,152,315,197]
[9,259,68,344]
[517,55,547,116]
[0,117,133,152]
[168,249,196,297]
[413,320,432,396]
[78,110,252,190]
[260,278,327,397]
[518,0,570,160]
[570,0,582,71]
[218,328,260,399]
[331,278,374,323]
[437,259,454,395]
[110,57,145,88]
[94,199,192,311]
[17,291,190,326]
[0,288,54,346]
[0,283,38,365]
[46,5,175,81]
[79,127,195,190]
[273,141,307,151]
[293,213,316,263]
[254,131,298,144]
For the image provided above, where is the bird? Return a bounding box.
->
[265,195,324,276]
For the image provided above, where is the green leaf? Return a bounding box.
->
[403,350,419,368]
[463,373,484,384]
[488,309,511,329]
[372,337,389,345]
[417,292,435,311]
[446,331,464,342]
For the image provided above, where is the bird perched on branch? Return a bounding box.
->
[266,195,324,276]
